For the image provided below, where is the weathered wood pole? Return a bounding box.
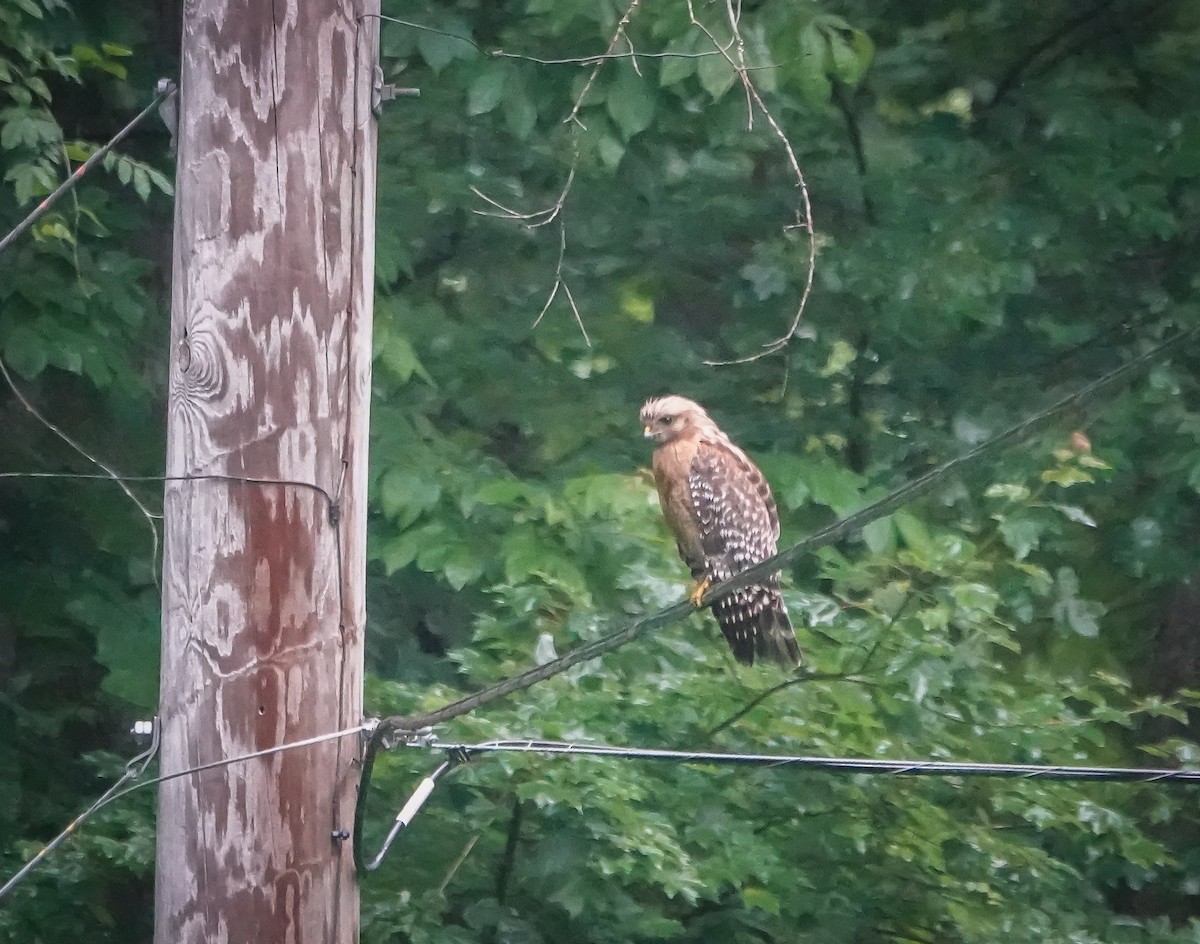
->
[155,2,378,942]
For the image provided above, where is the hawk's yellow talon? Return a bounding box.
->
[688,577,711,608]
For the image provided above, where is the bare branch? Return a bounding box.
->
[564,0,642,128]
[561,280,590,346]
[531,220,591,346]
[437,833,481,895]
[473,3,650,348]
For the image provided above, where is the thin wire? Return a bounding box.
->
[0,471,339,521]
[442,739,1200,782]
[0,355,165,577]
[0,721,161,903]
[107,723,371,806]
[0,722,369,903]
[366,14,486,53]
[0,81,175,258]
[378,327,1196,734]
[0,79,177,585]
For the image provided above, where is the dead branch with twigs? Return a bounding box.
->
[470,0,816,361]
[686,0,817,366]
[470,0,644,347]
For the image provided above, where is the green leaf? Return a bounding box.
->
[659,34,700,87]
[503,76,538,140]
[467,65,507,116]
[597,134,625,169]
[132,165,150,201]
[1051,567,1104,637]
[502,530,547,584]
[742,24,778,93]
[801,457,865,515]
[606,65,655,139]
[1048,503,1097,527]
[25,76,50,101]
[741,886,781,915]
[796,22,832,104]
[1040,465,1093,487]
[984,483,1031,503]
[379,468,441,528]
[0,108,60,149]
[818,338,856,376]
[5,159,55,204]
[4,323,48,378]
[416,24,474,73]
[374,331,433,384]
[696,49,737,101]
[442,546,484,590]
[998,516,1041,560]
[894,510,931,555]
[863,514,893,553]
[145,166,174,195]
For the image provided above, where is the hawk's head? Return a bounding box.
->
[640,395,715,445]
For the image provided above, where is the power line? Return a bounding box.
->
[376,326,1195,736]
[446,738,1200,782]
[0,80,175,258]
[0,354,165,578]
[358,734,1200,870]
[0,722,368,903]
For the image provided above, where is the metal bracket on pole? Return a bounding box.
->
[372,66,419,118]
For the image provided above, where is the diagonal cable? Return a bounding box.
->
[0,81,174,258]
[381,326,1195,734]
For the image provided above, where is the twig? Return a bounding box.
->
[984,0,1119,112]
[530,222,591,347]
[469,158,575,228]
[438,833,481,895]
[705,672,865,738]
[490,48,793,69]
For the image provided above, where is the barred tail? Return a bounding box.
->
[713,586,802,667]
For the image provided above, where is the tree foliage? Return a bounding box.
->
[3,0,1200,942]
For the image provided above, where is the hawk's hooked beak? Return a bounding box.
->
[643,425,655,439]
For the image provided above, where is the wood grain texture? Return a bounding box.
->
[155,2,378,942]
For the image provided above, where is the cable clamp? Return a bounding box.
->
[377,723,437,751]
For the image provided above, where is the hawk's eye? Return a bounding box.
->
[659,415,674,425]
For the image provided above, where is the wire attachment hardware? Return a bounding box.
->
[372,65,420,118]
[361,749,469,871]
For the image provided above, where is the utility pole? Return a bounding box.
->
[155,2,378,942]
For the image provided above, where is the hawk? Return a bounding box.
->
[640,395,801,667]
